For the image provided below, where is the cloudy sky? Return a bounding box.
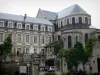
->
[0,0,100,28]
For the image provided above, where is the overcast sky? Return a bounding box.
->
[0,0,100,28]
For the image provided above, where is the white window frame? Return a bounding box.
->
[0,21,4,27]
[8,22,13,28]
[17,34,21,43]
[26,34,30,43]
[48,26,52,32]
[33,25,38,31]
[33,35,38,44]
[41,26,45,31]
[25,24,30,30]
[17,23,22,29]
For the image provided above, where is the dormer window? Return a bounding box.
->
[33,25,38,31]
[48,27,52,32]
[17,23,22,29]
[41,26,45,31]
[8,22,13,28]
[0,21,4,27]
[25,24,30,30]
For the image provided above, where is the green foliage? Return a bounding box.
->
[0,34,12,56]
[54,43,63,56]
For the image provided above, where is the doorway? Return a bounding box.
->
[97,58,100,72]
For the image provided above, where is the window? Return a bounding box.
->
[17,48,21,56]
[58,35,61,40]
[8,22,13,28]
[85,17,88,24]
[67,19,69,25]
[0,33,3,42]
[0,21,4,27]
[79,17,82,24]
[48,27,52,32]
[41,36,45,44]
[33,26,38,30]
[34,36,37,43]
[26,48,29,53]
[72,17,75,24]
[26,35,29,42]
[85,33,88,44]
[76,36,78,43]
[34,49,37,53]
[49,36,52,43]
[17,34,21,43]
[68,36,72,48]
[98,36,100,39]
[41,26,45,31]
[61,21,63,27]
[42,49,45,54]
[26,24,30,30]
[17,23,22,29]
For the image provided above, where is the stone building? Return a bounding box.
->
[0,4,100,73]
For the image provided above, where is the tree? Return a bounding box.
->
[53,43,63,56]
[0,34,13,61]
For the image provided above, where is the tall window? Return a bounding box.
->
[58,35,61,40]
[26,35,29,42]
[79,17,82,24]
[0,33,3,42]
[72,17,75,24]
[26,48,29,53]
[17,23,22,29]
[76,36,78,43]
[61,21,63,27]
[41,36,45,44]
[67,19,69,25]
[85,33,88,44]
[68,36,72,48]
[49,36,52,43]
[8,22,13,28]
[17,34,21,43]
[34,36,37,43]
[26,25,30,30]
[85,17,88,24]
[0,21,4,27]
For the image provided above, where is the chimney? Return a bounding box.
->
[24,14,27,20]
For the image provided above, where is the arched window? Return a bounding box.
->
[79,17,82,24]
[67,19,69,25]
[72,17,75,24]
[68,36,72,48]
[89,18,91,25]
[85,17,88,24]
[61,21,63,27]
[85,33,88,44]
[76,36,78,43]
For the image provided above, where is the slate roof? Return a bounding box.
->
[0,12,53,25]
[58,4,89,18]
[41,10,57,20]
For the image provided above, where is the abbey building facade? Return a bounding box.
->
[0,4,100,73]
